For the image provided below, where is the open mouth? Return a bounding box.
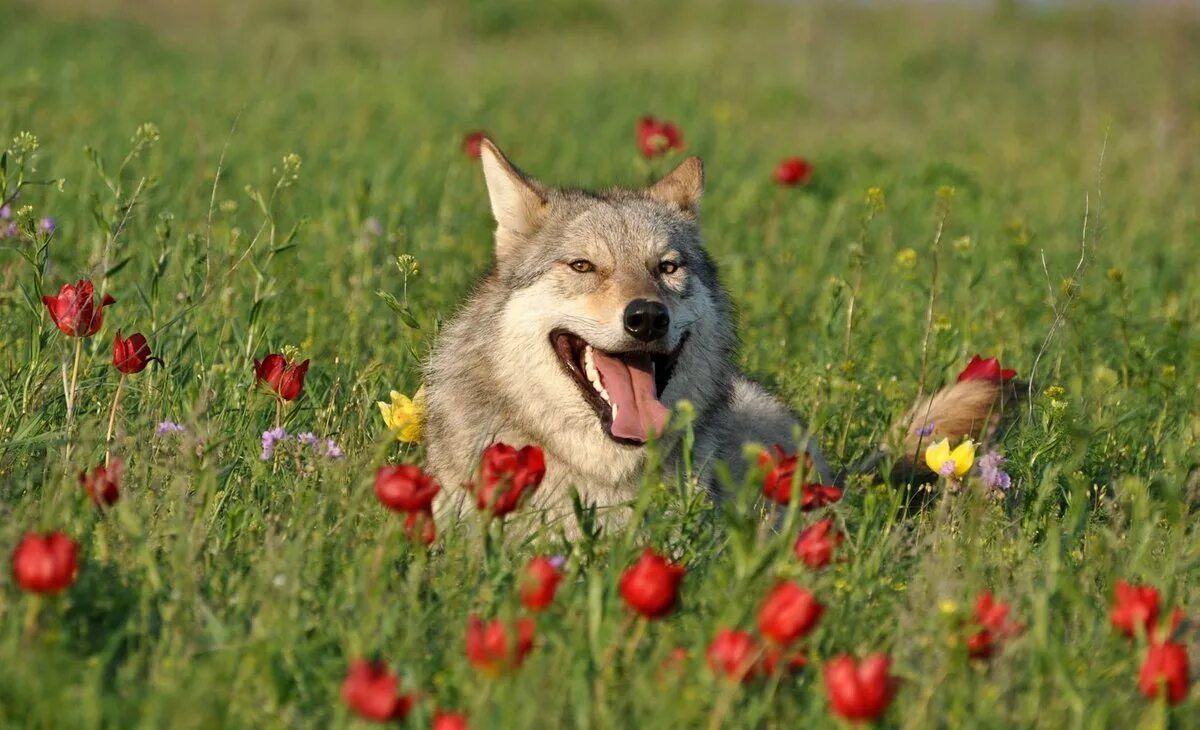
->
[550,329,688,445]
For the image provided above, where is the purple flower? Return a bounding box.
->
[324,439,345,459]
[0,223,15,239]
[261,427,289,461]
[938,460,957,478]
[363,217,383,237]
[296,431,320,448]
[548,555,566,569]
[0,204,10,220]
[978,450,1012,491]
[917,422,935,438]
[38,217,56,235]
[156,420,186,436]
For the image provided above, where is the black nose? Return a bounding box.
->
[623,299,670,342]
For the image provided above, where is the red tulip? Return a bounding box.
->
[758,581,823,646]
[773,157,813,186]
[340,659,416,722]
[636,116,684,158]
[433,711,470,730]
[619,548,686,619]
[956,354,1017,383]
[112,331,160,374]
[253,353,310,401]
[462,131,487,159]
[1111,581,1161,639]
[759,446,841,509]
[520,556,563,612]
[465,615,535,676]
[1139,641,1190,705]
[794,518,843,569]
[706,629,758,683]
[471,443,545,517]
[403,509,436,546]
[374,464,441,512]
[823,653,898,723]
[80,460,121,507]
[42,279,115,337]
[11,531,80,595]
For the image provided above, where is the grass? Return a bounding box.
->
[1,0,1198,726]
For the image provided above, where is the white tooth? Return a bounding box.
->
[611,403,619,419]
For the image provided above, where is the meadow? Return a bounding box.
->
[1,0,1198,727]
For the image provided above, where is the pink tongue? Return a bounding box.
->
[591,350,669,442]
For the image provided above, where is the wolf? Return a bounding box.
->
[424,139,1012,530]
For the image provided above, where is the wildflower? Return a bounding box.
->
[0,203,9,218]
[977,451,1011,491]
[794,518,843,569]
[758,581,823,646]
[378,386,427,443]
[42,280,116,337]
[38,217,56,235]
[773,157,814,186]
[917,422,935,438]
[470,443,545,517]
[11,531,80,595]
[374,464,441,513]
[636,116,685,158]
[895,248,917,269]
[619,548,686,619]
[762,648,808,677]
[925,438,976,478]
[80,460,121,507]
[340,659,416,722]
[465,615,535,676]
[1139,641,1190,705]
[260,427,289,461]
[759,445,842,509]
[253,353,309,401]
[433,712,470,730]
[706,629,758,683]
[363,217,383,237]
[1111,581,1161,639]
[520,556,564,612]
[297,432,321,448]
[404,509,436,546]
[957,354,1017,383]
[155,421,186,436]
[112,331,161,374]
[966,591,1024,659]
[324,439,345,459]
[823,653,898,723]
[462,131,488,159]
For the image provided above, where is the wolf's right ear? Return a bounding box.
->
[647,155,704,217]
[479,139,547,252]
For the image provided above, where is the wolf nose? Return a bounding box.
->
[623,299,670,342]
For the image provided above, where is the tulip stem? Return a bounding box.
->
[65,337,83,420]
[274,397,282,429]
[104,375,126,467]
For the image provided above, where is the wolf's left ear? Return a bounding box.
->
[647,155,704,216]
[479,139,548,250]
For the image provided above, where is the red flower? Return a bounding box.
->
[773,157,814,186]
[758,581,823,646]
[374,464,441,513]
[462,131,487,159]
[403,509,436,546]
[619,548,686,619]
[1111,581,1161,639]
[520,556,563,612]
[759,446,841,509]
[762,647,809,677]
[465,615,535,676]
[1139,641,1190,705]
[112,331,160,374]
[42,280,116,337]
[11,531,80,595]
[823,653,898,723]
[471,443,546,517]
[706,629,759,683]
[80,460,121,507]
[794,518,844,569]
[253,353,310,401]
[433,712,470,730]
[956,354,1017,383]
[340,659,416,722]
[658,647,689,680]
[636,116,685,158]
[966,591,1024,659]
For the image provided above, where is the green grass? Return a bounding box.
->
[1,0,1198,726]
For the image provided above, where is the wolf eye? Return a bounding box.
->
[658,260,680,275]
[569,259,595,273]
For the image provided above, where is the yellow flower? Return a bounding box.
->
[924,438,976,478]
[378,385,426,443]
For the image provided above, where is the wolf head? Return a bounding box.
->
[472,139,736,460]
